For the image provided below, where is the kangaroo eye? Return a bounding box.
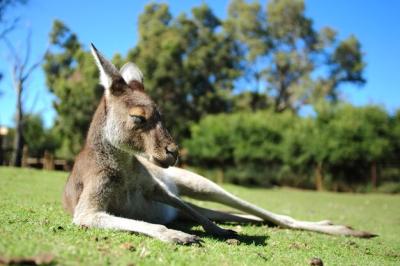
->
[130,115,146,125]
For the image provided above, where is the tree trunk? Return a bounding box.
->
[315,162,324,191]
[370,161,377,190]
[274,71,288,112]
[11,83,24,167]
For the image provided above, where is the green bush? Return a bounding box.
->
[377,182,400,194]
[184,104,399,191]
[23,115,60,157]
[184,110,304,186]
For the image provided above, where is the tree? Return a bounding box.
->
[327,105,390,188]
[43,20,102,159]
[127,3,241,138]
[4,30,46,166]
[231,91,269,112]
[282,104,391,191]
[185,110,298,186]
[226,0,366,113]
[22,114,59,158]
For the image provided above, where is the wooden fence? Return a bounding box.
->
[20,147,71,171]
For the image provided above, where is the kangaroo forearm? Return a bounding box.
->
[73,211,166,238]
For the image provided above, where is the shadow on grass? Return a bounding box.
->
[167,221,270,246]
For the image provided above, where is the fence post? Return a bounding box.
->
[0,127,8,166]
[0,134,3,166]
[22,145,29,168]
[43,150,55,170]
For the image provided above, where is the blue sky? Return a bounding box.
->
[0,0,399,128]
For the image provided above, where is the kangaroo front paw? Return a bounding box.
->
[158,229,202,245]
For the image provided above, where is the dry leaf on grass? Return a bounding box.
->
[120,243,136,252]
[290,242,309,250]
[226,239,240,245]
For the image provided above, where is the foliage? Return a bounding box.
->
[376,182,400,194]
[185,105,395,190]
[281,104,392,189]
[127,3,241,138]
[231,91,269,112]
[43,20,103,159]
[22,114,59,157]
[185,110,300,185]
[1,167,399,265]
[225,0,366,112]
[319,105,390,180]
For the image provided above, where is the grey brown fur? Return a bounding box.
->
[62,44,376,244]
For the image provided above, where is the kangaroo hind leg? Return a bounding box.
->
[165,167,377,238]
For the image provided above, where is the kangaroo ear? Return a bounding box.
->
[120,62,143,84]
[90,43,125,95]
[120,62,144,91]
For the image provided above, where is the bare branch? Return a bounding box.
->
[9,56,19,93]
[0,17,19,39]
[21,46,48,82]
[21,60,41,82]
[5,29,49,84]
[4,36,21,69]
[21,28,32,73]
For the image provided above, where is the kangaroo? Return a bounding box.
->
[62,44,375,244]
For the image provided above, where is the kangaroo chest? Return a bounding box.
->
[107,169,178,224]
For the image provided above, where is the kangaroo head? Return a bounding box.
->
[90,44,178,168]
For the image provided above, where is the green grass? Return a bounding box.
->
[0,167,399,265]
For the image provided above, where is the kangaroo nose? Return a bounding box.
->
[166,143,179,157]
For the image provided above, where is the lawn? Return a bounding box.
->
[0,167,399,265]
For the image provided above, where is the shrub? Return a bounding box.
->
[184,105,398,191]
